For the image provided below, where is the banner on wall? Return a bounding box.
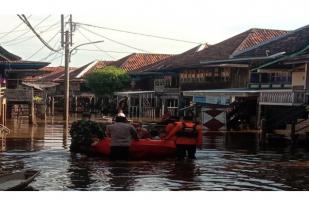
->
[193,95,230,105]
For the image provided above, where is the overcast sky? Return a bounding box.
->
[0,0,308,67]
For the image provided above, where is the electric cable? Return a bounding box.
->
[75,21,202,44]
[3,15,51,44]
[80,26,150,53]
[76,28,115,60]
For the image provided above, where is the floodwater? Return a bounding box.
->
[1,115,309,191]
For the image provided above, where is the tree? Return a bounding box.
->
[85,66,131,97]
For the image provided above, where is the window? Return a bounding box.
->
[222,69,230,81]
[250,72,259,83]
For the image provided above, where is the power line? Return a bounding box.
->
[75,48,133,54]
[4,16,67,47]
[2,15,51,44]
[76,28,115,60]
[45,36,62,61]
[27,29,61,60]
[40,34,62,62]
[75,21,203,44]
[80,26,150,53]
[17,14,61,52]
[0,15,31,41]
[4,23,60,47]
[0,23,63,35]
[49,52,64,62]
[60,52,64,66]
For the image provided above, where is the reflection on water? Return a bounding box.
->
[1,115,309,190]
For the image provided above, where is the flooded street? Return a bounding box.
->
[1,116,309,190]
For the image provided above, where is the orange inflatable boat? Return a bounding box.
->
[91,138,176,159]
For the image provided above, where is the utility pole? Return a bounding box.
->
[61,14,103,124]
[63,14,73,124]
[64,30,70,124]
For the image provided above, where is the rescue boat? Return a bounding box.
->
[91,138,176,159]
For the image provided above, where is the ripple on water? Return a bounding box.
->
[1,119,309,190]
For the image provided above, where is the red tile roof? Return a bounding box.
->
[23,66,76,82]
[55,60,114,81]
[112,53,172,72]
[145,28,288,71]
[69,60,114,79]
[233,28,289,55]
[233,25,309,58]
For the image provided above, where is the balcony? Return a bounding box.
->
[249,83,292,89]
[259,90,306,106]
[5,89,33,102]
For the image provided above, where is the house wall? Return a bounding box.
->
[179,67,249,90]
[292,71,305,88]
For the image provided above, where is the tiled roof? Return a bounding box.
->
[142,44,209,71]
[55,60,114,81]
[145,28,288,71]
[23,66,78,82]
[69,60,114,79]
[232,29,289,56]
[112,53,172,72]
[233,25,309,58]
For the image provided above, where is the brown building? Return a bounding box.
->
[129,28,288,123]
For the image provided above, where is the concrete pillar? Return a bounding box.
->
[162,98,165,116]
[128,96,131,118]
[51,97,55,116]
[260,118,267,144]
[74,96,78,113]
[138,94,142,118]
[257,104,262,129]
[305,63,309,92]
[291,120,297,144]
[29,88,35,125]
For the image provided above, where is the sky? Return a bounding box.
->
[0,0,308,68]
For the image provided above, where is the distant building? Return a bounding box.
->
[0,46,50,124]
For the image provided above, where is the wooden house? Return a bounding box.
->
[135,28,288,124]
[0,46,49,124]
[230,25,309,136]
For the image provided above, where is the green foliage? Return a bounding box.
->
[69,120,105,153]
[85,66,131,96]
[33,96,43,103]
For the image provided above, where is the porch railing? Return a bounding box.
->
[249,83,292,89]
[259,90,305,105]
[129,106,156,119]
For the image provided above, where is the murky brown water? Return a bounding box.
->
[1,115,309,190]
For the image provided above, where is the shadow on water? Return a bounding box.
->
[107,161,136,191]
[67,154,95,191]
[2,116,309,190]
[168,161,201,191]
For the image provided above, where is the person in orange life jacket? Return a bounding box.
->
[106,113,138,160]
[165,115,203,160]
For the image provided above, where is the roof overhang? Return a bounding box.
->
[183,88,259,97]
[0,61,50,70]
[115,90,155,96]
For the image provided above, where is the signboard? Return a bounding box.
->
[193,95,230,105]
[5,89,32,102]
[154,78,172,93]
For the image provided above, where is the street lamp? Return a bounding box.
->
[63,30,104,126]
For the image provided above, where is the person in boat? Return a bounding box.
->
[133,122,151,139]
[116,97,128,116]
[161,109,172,124]
[165,112,203,160]
[105,113,138,160]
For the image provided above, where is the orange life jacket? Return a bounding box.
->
[166,121,203,145]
